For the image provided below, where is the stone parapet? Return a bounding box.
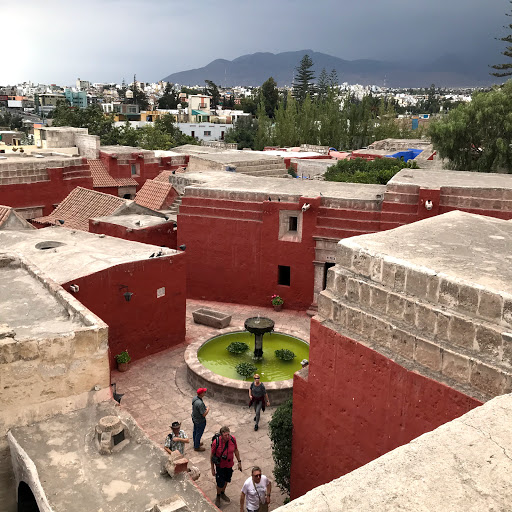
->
[318,231,512,401]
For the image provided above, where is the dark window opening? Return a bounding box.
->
[323,262,336,290]
[113,430,125,446]
[278,265,291,286]
[288,216,298,232]
[123,193,131,199]
[18,482,40,512]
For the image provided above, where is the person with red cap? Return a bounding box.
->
[191,388,209,451]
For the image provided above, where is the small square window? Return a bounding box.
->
[204,130,211,136]
[278,265,291,286]
[288,216,298,232]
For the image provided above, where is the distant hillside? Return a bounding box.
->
[162,50,496,88]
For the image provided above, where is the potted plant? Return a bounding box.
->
[115,349,131,372]
[271,294,284,312]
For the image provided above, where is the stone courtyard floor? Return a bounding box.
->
[114,299,311,511]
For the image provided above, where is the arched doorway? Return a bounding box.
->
[18,482,39,512]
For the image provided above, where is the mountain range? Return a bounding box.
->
[163,50,498,89]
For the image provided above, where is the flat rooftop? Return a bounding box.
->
[185,171,386,200]
[390,168,512,190]
[345,210,512,295]
[0,153,82,165]
[0,256,84,339]
[94,213,172,229]
[9,403,215,512]
[0,228,177,284]
[190,150,284,164]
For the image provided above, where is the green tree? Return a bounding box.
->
[317,68,329,102]
[274,93,299,147]
[52,102,117,144]
[292,54,315,104]
[490,1,512,77]
[429,82,512,172]
[155,113,198,147]
[254,100,273,150]
[329,68,339,87]
[260,77,279,118]
[204,80,221,109]
[324,157,418,184]
[138,124,171,150]
[240,97,258,115]
[297,94,318,144]
[268,398,293,497]
[224,116,258,149]
[158,82,179,109]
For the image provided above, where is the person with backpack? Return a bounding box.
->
[248,374,270,431]
[211,425,242,508]
[191,388,209,451]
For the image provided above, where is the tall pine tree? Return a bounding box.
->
[292,54,315,104]
[491,1,512,77]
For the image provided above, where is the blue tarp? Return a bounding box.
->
[387,148,423,162]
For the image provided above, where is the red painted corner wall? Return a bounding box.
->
[62,253,186,366]
[89,219,178,249]
[289,318,482,499]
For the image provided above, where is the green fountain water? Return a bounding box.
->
[197,331,309,382]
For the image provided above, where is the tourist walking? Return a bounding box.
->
[248,374,270,431]
[240,466,271,512]
[164,421,189,456]
[211,426,242,508]
[191,387,209,451]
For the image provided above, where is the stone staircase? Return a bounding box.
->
[231,158,288,178]
[167,195,182,215]
[318,239,512,402]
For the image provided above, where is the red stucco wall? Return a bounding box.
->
[62,252,186,367]
[89,219,178,249]
[289,319,482,499]
[0,165,93,216]
[178,197,319,309]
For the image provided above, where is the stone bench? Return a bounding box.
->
[192,308,231,329]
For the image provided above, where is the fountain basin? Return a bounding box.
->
[185,330,309,405]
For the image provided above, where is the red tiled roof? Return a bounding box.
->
[0,205,12,227]
[135,180,175,211]
[88,159,139,188]
[32,187,126,231]
[153,167,186,183]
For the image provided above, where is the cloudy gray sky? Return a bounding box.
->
[2,0,509,86]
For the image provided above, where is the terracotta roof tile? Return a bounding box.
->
[153,167,186,183]
[32,187,126,231]
[88,159,138,188]
[0,205,12,227]
[135,180,175,210]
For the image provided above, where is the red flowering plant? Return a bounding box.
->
[271,294,284,306]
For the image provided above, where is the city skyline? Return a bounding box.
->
[2,0,510,85]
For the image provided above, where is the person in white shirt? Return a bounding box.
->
[240,466,271,512]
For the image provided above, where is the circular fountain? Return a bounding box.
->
[185,316,309,405]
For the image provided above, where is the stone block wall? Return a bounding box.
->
[318,241,512,399]
[75,133,100,159]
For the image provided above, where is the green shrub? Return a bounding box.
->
[226,342,249,354]
[269,398,293,496]
[115,350,131,364]
[287,166,297,178]
[235,362,258,378]
[274,349,296,361]
[324,157,418,184]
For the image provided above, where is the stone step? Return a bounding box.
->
[236,169,288,177]
[328,266,512,364]
[318,286,512,400]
